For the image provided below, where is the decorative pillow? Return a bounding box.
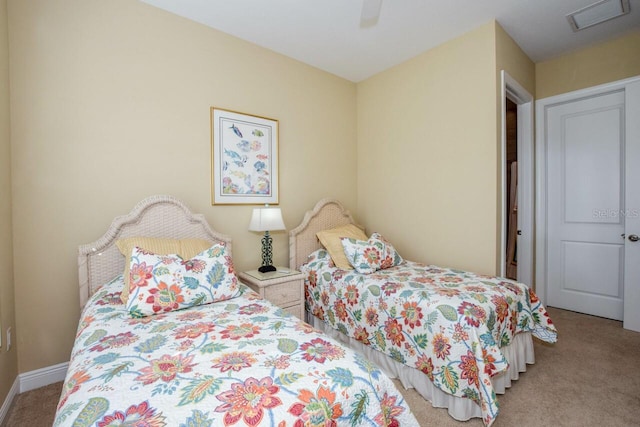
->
[341,232,403,274]
[370,233,403,269]
[125,243,240,317]
[316,224,367,270]
[116,237,213,303]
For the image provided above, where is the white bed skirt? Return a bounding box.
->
[309,313,535,421]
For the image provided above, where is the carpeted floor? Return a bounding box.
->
[2,381,61,427]
[3,307,640,426]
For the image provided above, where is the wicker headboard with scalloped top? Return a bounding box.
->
[77,195,231,308]
[288,198,364,271]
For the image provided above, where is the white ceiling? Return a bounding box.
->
[139,0,640,82]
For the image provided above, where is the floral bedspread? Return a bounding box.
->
[55,276,417,427]
[301,250,557,426]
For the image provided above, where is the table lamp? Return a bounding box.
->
[249,206,285,273]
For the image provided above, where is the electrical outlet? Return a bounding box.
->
[6,327,11,351]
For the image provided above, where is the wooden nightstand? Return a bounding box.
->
[238,268,305,320]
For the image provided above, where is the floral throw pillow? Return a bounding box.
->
[370,232,403,269]
[340,233,403,274]
[126,243,240,317]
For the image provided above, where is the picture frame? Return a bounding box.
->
[211,107,279,205]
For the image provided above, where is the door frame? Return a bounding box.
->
[500,71,534,286]
[535,75,640,308]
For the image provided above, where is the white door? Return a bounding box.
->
[538,77,640,330]
[546,91,625,320]
[623,81,640,331]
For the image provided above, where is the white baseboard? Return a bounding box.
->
[0,377,19,426]
[19,362,68,393]
[0,362,68,425]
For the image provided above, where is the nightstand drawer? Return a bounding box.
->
[282,303,303,319]
[238,269,304,320]
[264,281,301,306]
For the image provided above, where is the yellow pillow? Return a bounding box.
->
[316,224,367,270]
[179,239,217,260]
[115,237,213,303]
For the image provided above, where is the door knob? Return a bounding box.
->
[629,234,640,242]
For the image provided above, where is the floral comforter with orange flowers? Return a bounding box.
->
[301,249,557,426]
[54,276,417,427]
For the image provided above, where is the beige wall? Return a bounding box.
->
[357,22,499,275]
[0,0,17,407]
[8,0,357,373]
[536,30,640,99]
[495,24,535,96]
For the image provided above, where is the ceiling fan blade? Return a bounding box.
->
[360,0,382,27]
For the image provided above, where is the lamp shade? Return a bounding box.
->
[248,207,285,232]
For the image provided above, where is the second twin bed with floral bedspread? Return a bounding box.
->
[290,199,557,427]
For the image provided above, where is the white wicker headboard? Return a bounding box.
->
[288,198,364,271]
[78,195,232,308]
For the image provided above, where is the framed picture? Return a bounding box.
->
[211,107,279,205]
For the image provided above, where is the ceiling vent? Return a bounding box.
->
[567,0,630,31]
[360,0,383,27]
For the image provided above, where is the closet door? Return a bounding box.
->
[537,76,640,331]
[546,90,625,320]
[623,80,640,331]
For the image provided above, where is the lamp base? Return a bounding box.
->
[257,231,276,274]
[258,265,277,273]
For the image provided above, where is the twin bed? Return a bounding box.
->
[56,195,556,427]
[289,199,557,426]
[55,196,417,426]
